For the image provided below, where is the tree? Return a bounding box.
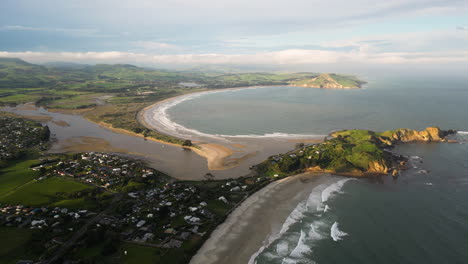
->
[182,140,193,147]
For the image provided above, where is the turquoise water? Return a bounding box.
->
[169,75,468,263]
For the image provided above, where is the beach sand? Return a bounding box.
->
[136,96,242,171]
[92,119,237,171]
[22,114,53,123]
[190,173,330,264]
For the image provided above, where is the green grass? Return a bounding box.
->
[257,129,396,175]
[51,197,96,209]
[0,227,38,264]
[45,93,102,109]
[206,199,231,217]
[0,93,42,104]
[108,96,144,104]
[121,243,162,263]
[0,159,40,196]
[291,73,363,88]
[0,176,92,206]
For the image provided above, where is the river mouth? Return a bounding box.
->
[2,104,305,180]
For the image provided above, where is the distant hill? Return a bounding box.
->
[0,58,55,88]
[0,57,365,90]
[42,61,89,69]
[290,73,365,89]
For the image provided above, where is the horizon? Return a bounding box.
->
[1,0,468,73]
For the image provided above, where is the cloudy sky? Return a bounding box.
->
[1,0,468,69]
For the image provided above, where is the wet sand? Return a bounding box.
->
[23,115,53,122]
[190,173,334,264]
[51,120,70,127]
[52,136,128,153]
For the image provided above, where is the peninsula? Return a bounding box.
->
[289,73,365,89]
[255,127,456,177]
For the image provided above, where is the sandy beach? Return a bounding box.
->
[190,173,335,264]
[136,86,323,172]
[136,91,253,171]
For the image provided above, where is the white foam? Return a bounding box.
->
[324,205,330,213]
[144,88,326,141]
[457,131,468,134]
[249,179,353,263]
[290,230,312,258]
[321,178,356,203]
[330,222,348,241]
[276,241,289,256]
[308,222,323,240]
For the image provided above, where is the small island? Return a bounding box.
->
[290,73,365,89]
[255,127,456,177]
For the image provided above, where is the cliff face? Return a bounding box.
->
[391,127,454,142]
[367,159,390,174]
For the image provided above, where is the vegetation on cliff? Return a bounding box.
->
[256,127,454,177]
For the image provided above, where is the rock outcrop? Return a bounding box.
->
[367,159,390,174]
[390,127,455,142]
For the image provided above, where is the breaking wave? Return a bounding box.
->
[330,222,348,241]
[142,88,326,141]
[249,177,356,264]
[321,178,356,203]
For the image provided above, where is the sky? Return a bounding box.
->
[1,0,468,71]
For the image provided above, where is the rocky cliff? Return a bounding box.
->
[390,127,455,142]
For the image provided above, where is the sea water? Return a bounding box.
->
[167,74,468,263]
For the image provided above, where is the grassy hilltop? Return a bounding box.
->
[290,73,365,89]
[255,127,454,178]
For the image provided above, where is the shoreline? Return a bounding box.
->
[136,86,270,171]
[190,173,337,264]
[135,85,326,170]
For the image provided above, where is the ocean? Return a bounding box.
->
[167,74,468,263]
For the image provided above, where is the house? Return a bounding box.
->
[218,196,228,204]
[163,239,183,249]
[136,220,146,228]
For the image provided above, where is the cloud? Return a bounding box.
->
[131,41,181,51]
[1,49,467,66]
[457,26,466,31]
[320,29,468,53]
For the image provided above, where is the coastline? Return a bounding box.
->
[135,85,282,171]
[288,84,361,89]
[190,173,336,264]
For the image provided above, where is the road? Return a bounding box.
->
[44,193,123,264]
